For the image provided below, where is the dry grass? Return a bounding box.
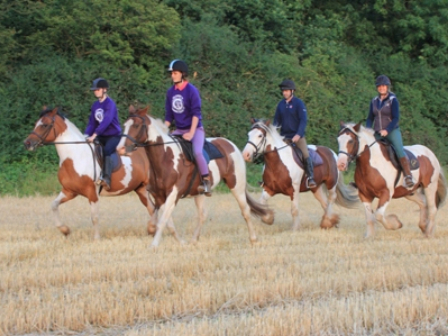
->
[1,192,448,335]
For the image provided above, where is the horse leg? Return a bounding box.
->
[51,190,76,237]
[89,199,100,240]
[134,185,157,235]
[191,195,207,244]
[405,189,428,233]
[291,191,301,231]
[358,193,376,238]
[374,191,403,231]
[151,191,178,248]
[230,187,258,243]
[314,185,339,229]
[423,184,439,237]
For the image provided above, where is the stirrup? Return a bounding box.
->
[404,175,414,188]
[307,177,317,189]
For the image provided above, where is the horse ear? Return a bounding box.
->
[50,107,58,116]
[250,117,257,124]
[139,105,149,114]
[353,120,363,132]
[339,120,345,129]
[129,105,136,114]
[265,119,271,126]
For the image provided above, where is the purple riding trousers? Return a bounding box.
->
[171,127,209,176]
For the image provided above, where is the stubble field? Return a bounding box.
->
[1,191,448,336]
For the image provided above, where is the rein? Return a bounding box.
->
[32,113,99,182]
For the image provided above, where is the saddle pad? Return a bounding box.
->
[290,145,324,169]
[174,136,224,163]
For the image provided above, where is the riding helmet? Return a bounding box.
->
[279,79,296,91]
[167,59,188,76]
[375,75,391,87]
[90,78,109,90]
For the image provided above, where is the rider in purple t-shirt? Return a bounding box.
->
[164,60,211,196]
[85,78,121,190]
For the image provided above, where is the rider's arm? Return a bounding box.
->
[386,98,400,133]
[295,99,307,138]
[366,101,374,129]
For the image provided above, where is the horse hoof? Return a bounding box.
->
[58,225,71,236]
[261,211,274,225]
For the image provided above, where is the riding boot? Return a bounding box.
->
[399,157,414,188]
[198,176,212,197]
[101,156,112,191]
[305,157,317,188]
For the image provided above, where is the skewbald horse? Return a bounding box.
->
[242,119,359,230]
[23,106,172,240]
[337,121,447,238]
[120,106,274,247]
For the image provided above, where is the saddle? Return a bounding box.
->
[283,140,324,169]
[376,138,420,171]
[173,136,224,163]
[94,144,123,172]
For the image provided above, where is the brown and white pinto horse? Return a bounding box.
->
[120,107,274,247]
[23,107,177,240]
[337,121,447,238]
[242,119,359,230]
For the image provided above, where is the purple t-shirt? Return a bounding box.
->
[165,82,203,130]
[85,97,121,136]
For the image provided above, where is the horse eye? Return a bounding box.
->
[348,139,354,144]
[133,124,139,128]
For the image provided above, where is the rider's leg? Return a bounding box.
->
[192,128,212,196]
[99,135,121,191]
[296,137,317,188]
[386,128,414,188]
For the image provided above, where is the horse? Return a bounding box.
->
[337,121,447,238]
[242,119,359,230]
[119,106,274,247]
[23,106,180,241]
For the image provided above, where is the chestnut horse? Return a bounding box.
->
[24,107,179,240]
[242,119,359,230]
[337,121,447,238]
[120,106,274,247]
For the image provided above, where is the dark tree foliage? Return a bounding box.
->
[1,0,448,194]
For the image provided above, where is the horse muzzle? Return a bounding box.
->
[24,139,38,151]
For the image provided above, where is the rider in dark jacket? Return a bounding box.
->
[274,79,317,188]
[366,75,414,188]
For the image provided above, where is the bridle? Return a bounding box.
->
[246,124,291,161]
[338,126,377,165]
[30,114,57,147]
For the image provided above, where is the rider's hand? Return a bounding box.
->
[379,130,388,137]
[292,134,301,143]
[182,132,194,141]
[87,134,97,143]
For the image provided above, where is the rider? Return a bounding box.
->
[85,78,122,191]
[164,59,212,197]
[366,75,414,188]
[273,79,317,188]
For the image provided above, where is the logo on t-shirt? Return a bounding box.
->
[95,108,104,122]
[172,94,185,114]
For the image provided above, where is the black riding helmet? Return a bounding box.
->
[375,75,391,87]
[167,59,188,76]
[279,79,296,91]
[90,78,109,90]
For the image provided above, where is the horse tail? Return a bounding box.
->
[436,170,448,209]
[335,172,360,209]
[245,188,274,225]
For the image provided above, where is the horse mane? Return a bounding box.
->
[149,115,169,135]
[252,120,285,143]
[343,123,375,137]
[39,106,66,120]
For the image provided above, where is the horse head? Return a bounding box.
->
[336,120,364,171]
[120,105,151,154]
[24,106,67,151]
[243,118,280,162]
